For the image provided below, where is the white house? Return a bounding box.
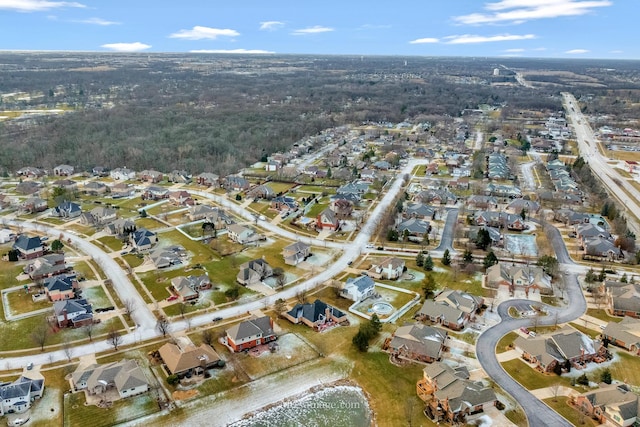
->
[227,224,262,245]
[110,168,136,181]
[368,256,405,280]
[341,275,376,302]
[0,375,45,416]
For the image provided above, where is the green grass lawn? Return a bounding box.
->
[164,299,212,317]
[64,389,159,427]
[496,331,519,353]
[97,235,124,252]
[0,262,28,292]
[568,322,600,339]
[123,253,145,269]
[501,358,573,390]
[136,217,166,230]
[304,200,329,218]
[268,182,295,193]
[161,230,220,265]
[586,308,623,323]
[71,260,98,281]
[5,288,51,315]
[543,397,598,427]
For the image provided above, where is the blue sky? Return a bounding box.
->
[0,0,634,59]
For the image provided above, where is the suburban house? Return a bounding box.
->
[51,200,82,219]
[13,235,45,259]
[602,281,640,319]
[106,218,136,236]
[341,275,376,302]
[414,188,457,205]
[130,228,157,251]
[271,196,299,213]
[16,166,45,178]
[574,384,640,427]
[188,205,233,227]
[86,206,118,225]
[227,224,263,245]
[0,375,45,416]
[53,298,93,328]
[316,208,340,231]
[92,166,109,177]
[386,323,448,363]
[602,317,640,354]
[584,237,624,261]
[15,181,41,195]
[170,274,211,302]
[237,259,273,286]
[24,253,66,280]
[223,175,250,192]
[169,190,194,206]
[83,181,108,196]
[110,182,136,199]
[331,199,353,219]
[110,168,136,181]
[71,359,149,400]
[142,185,169,200]
[555,209,591,225]
[158,342,222,378]
[415,289,483,331]
[224,316,277,352]
[576,223,611,245]
[514,327,605,373]
[417,362,497,425]
[397,218,431,238]
[468,226,502,247]
[21,197,48,213]
[282,299,347,331]
[247,184,275,200]
[506,199,540,215]
[167,170,192,184]
[485,263,553,295]
[195,172,219,187]
[474,211,527,231]
[282,241,311,266]
[43,274,78,301]
[404,202,436,220]
[138,170,163,183]
[53,164,74,176]
[467,195,499,210]
[367,256,405,280]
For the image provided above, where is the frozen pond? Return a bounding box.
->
[504,234,537,256]
[229,385,372,427]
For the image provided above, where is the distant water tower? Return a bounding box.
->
[493,68,500,76]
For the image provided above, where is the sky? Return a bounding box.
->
[0,0,635,59]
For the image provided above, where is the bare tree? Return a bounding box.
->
[201,329,214,346]
[31,320,49,352]
[551,382,562,402]
[83,322,95,342]
[273,298,287,318]
[178,303,187,319]
[185,315,192,331]
[276,272,287,290]
[62,340,73,362]
[156,316,170,337]
[123,299,137,318]
[296,290,307,304]
[108,327,122,351]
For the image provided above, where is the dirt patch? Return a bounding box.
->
[173,389,199,400]
[156,277,167,283]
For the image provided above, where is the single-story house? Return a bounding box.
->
[485,263,553,295]
[602,317,640,353]
[53,164,74,176]
[158,342,221,378]
[603,281,640,319]
[386,323,447,363]
[71,359,149,400]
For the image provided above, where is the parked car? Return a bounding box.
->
[212,316,223,322]
[26,362,33,370]
[520,327,529,335]
[167,295,178,302]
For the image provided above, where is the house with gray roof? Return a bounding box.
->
[602,316,640,353]
[404,202,436,220]
[188,205,233,227]
[485,263,552,295]
[227,224,263,245]
[53,164,74,176]
[170,274,211,302]
[51,200,82,219]
[0,375,44,416]
[585,237,623,260]
[225,316,276,352]
[71,359,149,400]
[54,298,93,328]
[575,384,640,427]
[397,218,431,238]
[416,289,483,331]
[341,275,375,302]
[316,208,340,231]
[603,281,640,319]
[13,235,44,259]
[237,259,273,286]
[282,241,311,266]
[417,362,496,425]
[83,181,108,196]
[386,323,447,363]
[44,274,77,301]
[24,253,66,280]
[20,197,48,213]
[150,247,184,269]
[282,299,347,331]
[195,172,219,187]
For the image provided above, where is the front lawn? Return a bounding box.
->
[586,308,622,324]
[501,358,573,390]
[543,397,598,427]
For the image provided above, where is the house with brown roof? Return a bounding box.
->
[602,317,640,353]
[71,359,149,400]
[386,323,447,363]
[603,281,640,319]
[415,289,483,331]
[224,316,277,352]
[417,362,497,425]
[237,259,273,286]
[158,342,222,378]
[169,190,194,206]
[138,170,163,183]
[574,384,640,427]
[170,274,211,302]
[316,208,340,231]
[485,263,553,296]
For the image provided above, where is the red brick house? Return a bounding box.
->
[316,208,340,231]
[225,316,276,352]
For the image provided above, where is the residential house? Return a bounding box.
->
[373,160,391,170]
[271,196,299,213]
[247,184,275,200]
[110,182,135,199]
[188,206,233,228]
[397,218,431,238]
[169,190,194,206]
[360,168,377,181]
[331,199,353,219]
[24,253,66,280]
[86,206,118,225]
[167,170,191,184]
[368,256,405,280]
[506,199,540,215]
[15,181,42,195]
[404,203,436,220]
[282,241,311,266]
[130,228,156,251]
[16,166,44,178]
[417,362,497,425]
[386,323,447,363]
[485,263,553,295]
[282,299,347,330]
[0,375,45,416]
[150,246,185,269]
[225,316,277,352]
[554,209,591,225]
[158,342,221,378]
[484,183,522,199]
[467,195,499,211]
[170,274,211,302]
[486,152,510,180]
[54,298,93,328]
[138,170,163,183]
[576,223,611,245]
[91,166,109,177]
[602,317,640,353]
[227,224,263,245]
[316,208,340,231]
[585,237,623,260]
[414,189,457,205]
[474,211,527,231]
[514,326,604,373]
[416,289,483,330]
[467,226,502,247]
[105,218,136,236]
[21,197,48,213]
[53,164,74,176]
[71,359,149,400]
[223,175,250,192]
[574,384,640,427]
[195,172,219,187]
[83,181,108,196]
[52,179,77,191]
[51,200,82,219]
[142,185,169,200]
[330,192,361,207]
[603,282,640,319]
[13,235,44,259]
[237,259,273,286]
[110,168,136,181]
[336,181,369,198]
[43,274,78,301]
[340,275,376,302]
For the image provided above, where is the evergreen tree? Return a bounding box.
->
[600,368,612,385]
[520,208,526,221]
[462,249,473,265]
[475,228,491,250]
[424,255,434,271]
[442,249,451,266]
[483,251,498,269]
[416,251,424,267]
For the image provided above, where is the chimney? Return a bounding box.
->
[63,308,68,326]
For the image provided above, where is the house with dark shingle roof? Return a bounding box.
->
[130,228,156,251]
[316,208,340,231]
[417,362,496,425]
[0,375,45,416]
[386,323,447,363]
[51,200,82,219]
[44,274,77,301]
[71,359,149,400]
[283,299,347,330]
[341,275,375,302]
[415,289,483,331]
[13,235,44,259]
[404,202,436,220]
[225,316,276,352]
[54,298,93,328]
[397,218,431,238]
[282,241,311,266]
[24,253,66,280]
[485,262,552,295]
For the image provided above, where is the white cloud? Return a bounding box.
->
[609,49,623,54]
[444,33,536,44]
[75,17,120,26]
[454,0,612,25]
[565,48,589,54]
[0,0,85,12]
[504,48,525,52]
[409,37,439,44]
[359,24,392,30]
[101,42,151,52]
[191,49,274,54]
[291,26,334,35]
[169,26,239,40]
[259,21,284,31]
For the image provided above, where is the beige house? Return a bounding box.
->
[386,323,447,363]
[71,359,149,400]
[574,384,640,427]
[367,256,405,280]
[158,342,222,378]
